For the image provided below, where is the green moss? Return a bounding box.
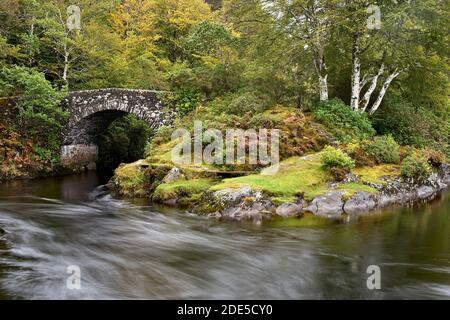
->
[210,153,330,201]
[153,178,216,204]
[149,139,181,164]
[271,196,298,206]
[149,138,224,177]
[111,161,147,198]
[353,164,401,185]
[336,182,379,201]
[337,182,379,195]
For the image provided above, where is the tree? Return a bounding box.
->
[335,0,447,115]
[0,65,67,151]
[267,0,340,101]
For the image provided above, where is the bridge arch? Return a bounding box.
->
[61,88,176,169]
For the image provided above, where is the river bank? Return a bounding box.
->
[107,152,450,223]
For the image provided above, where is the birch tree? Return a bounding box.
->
[266,0,339,101]
[340,0,407,114]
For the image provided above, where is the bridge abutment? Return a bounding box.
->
[61,144,98,170]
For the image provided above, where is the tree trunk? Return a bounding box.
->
[361,63,385,112]
[319,74,328,101]
[62,38,69,82]
[369,70,401,115]
[314,50,329,102]
[350,34,361,111]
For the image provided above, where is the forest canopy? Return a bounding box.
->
[0,0,449,168]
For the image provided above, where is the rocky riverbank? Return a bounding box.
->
[193,164,450,223]
[107,153,450,223]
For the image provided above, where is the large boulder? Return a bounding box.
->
[344,192,377,215]
[213,186,255,207]
[275,203,304,218]
[199,186,275,223]
[304,192,344,218]
[217,201,273,223]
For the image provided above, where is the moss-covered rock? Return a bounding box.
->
[153,178,216,207]
[109,160,149,198]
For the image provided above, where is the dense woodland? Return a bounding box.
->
[0,0,449,177]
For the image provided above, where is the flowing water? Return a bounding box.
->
[0,172,449,300]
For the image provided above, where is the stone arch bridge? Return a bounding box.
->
[61,88,176,169]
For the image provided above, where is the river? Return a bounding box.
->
[0,172,449,299]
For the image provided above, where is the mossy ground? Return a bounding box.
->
[208,154,383,203]
[209,153,330,201]
[353,164,401,185]
[153,178,216,206]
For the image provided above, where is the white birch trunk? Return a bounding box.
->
[369,70,401,115]
[318,74,328,101]
[314,51,329,102]
[361,63,385,112]
[350,34,361,111]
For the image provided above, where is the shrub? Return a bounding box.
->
[174,88,203,116]
[344,141,375,167]
[314,98,375,142]
[216,91,272,116]
[423,148,446,167]
[0,66,67,154]
[152,125,174,146]
[372,97,450,151]
[401,151,432,180]
[364,135,400,164]
[321,146,355,180]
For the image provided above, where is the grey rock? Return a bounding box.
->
[417,186,435,200]
[163,198,179,206]
[275,203,303,218]
[343,173,359,183]
[305,192,344,218]
[218,202,273,223]
[377,194,396,208]
[213,186,255,206]
[162,167,184,184]
[344,192,377,215]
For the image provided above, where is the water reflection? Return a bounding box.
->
[0,173,449,299]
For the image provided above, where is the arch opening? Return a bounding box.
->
[61,110,152,171]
